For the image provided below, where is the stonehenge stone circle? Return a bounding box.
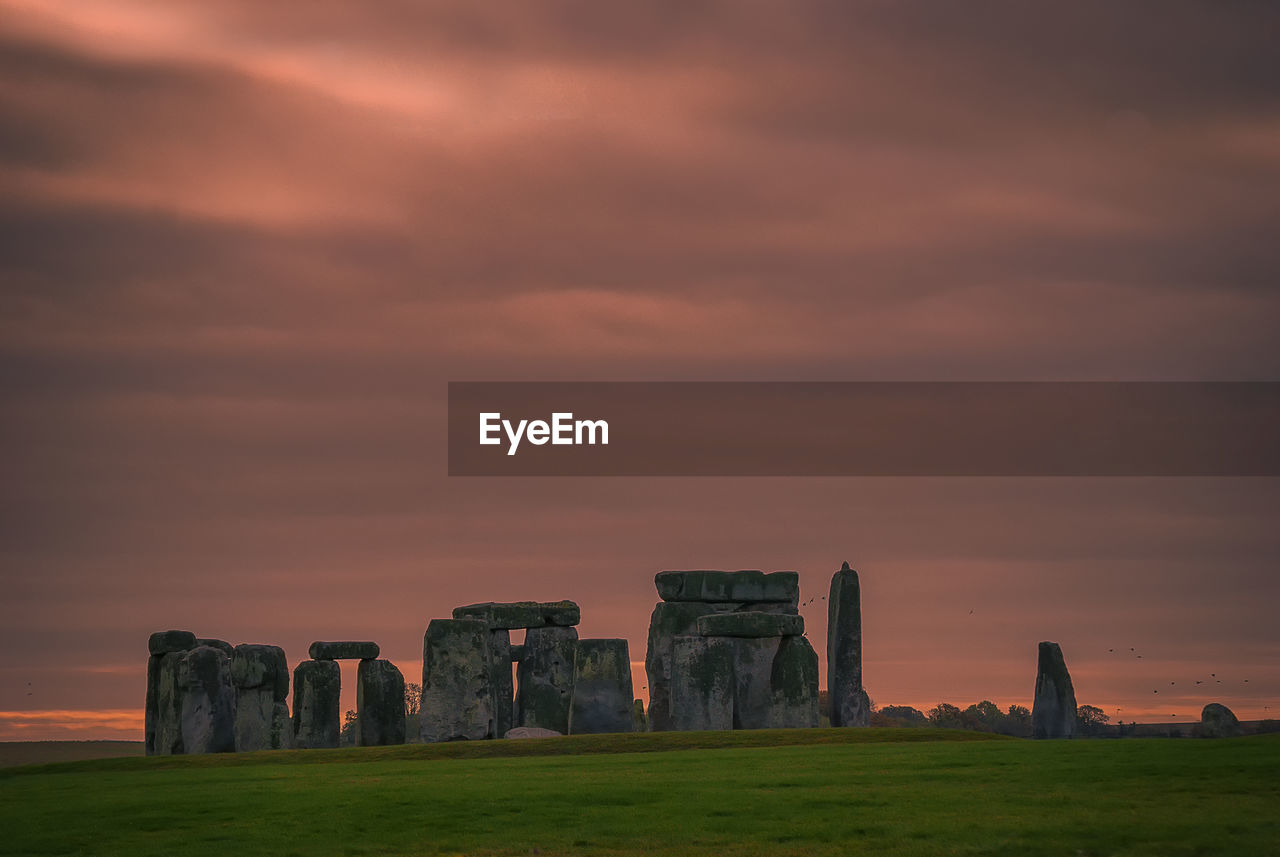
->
[421,618,495,742]
[516,626,578,734]
[1200,702,1242,738]
[293,659,342,749]
[232,644,290,752]
[178,645,236,754]
[357,659,407,746]
[569,638,635,734]
[1032,641,1078,739]
[309,641,380,660]
[827,562,870,727]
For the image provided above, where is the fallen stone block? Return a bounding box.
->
[697,611,804,638]
[452,600,581,629]
[308,641,380,660]
[505,726,562,739]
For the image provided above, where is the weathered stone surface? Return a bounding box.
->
[231,644,291,751]
[1032,641,1078,739]
[152,652,186,755]
[510,644,525,662]
[292,659,341,749]
[770,635,820,728]
[505,726,562,739]
[179,646,236,754]
[452,600,581,629]
[148,630,197,655]
[1200,703,1242,738]
[645,601,717,731]
[669,635,734,731]
[656,570,799,605]
[231,644,288,699]
[633,699,648,732]
[488,629,514,739]
[516,626,577,734]
[197,638,234,657]
[732,636,783,730]
[569,639,634,734]
[308,641,380,661]
[420,619,494,742]
[828,562,870,727]
[357,659,406,746]
[272,702,294,750]
[144,654,160,755]
[697,611,804,638]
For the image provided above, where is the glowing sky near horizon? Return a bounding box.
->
[1,1,1278,740]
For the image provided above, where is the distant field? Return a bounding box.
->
[1,728,1277,857]
[0,740,143,768]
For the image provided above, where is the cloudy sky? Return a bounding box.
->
[1,1,1278,739]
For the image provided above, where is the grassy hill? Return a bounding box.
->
[2,728,1277,856]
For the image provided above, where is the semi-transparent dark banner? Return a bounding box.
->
[447,382,1280,476]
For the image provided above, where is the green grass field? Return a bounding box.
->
[2,729,1276,857]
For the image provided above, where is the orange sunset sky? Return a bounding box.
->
[1,1,1278,740]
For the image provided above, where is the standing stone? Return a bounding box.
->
[488,629,514,739]
[770,635,820,728]
[153,651,188,755]
[1032,641,1078,739]
[732,636,784,730]
[231,644,290,752]
[828,562,870,727]
[293,659,341,749]
[272,702,294,749]
[632,699,648,732]
[645,601,719,731]
[516,626,578,734]
[145,654,161,755]
[1200,703,1242,738]
[179,646,236,754]
[569,639,635,734]
[421,619,494,742]
[146,630,197,756]
[669,635,734,731]
[357,659,406,746]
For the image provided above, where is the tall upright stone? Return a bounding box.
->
[516,626,578,734]
[569,639,635,734]
[488,629,514,739]
[179,645,236,754]
[732,637,783,730]
[770,635,820,729]
[421,618,494,742]
[293,659,341,749]
[357,659,406,746]
[669,635,734,731]
[231,644,290,752]
[152,652,188,755]
[1032,641,1078,739]
[828,562,870,727]
[145,630,197,756]
[645,601,717,731]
